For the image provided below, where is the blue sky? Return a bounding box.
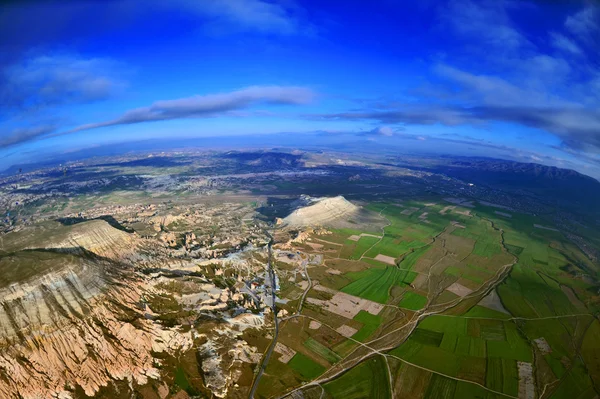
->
[0,0,599,177]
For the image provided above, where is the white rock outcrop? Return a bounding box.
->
[282,196,359,227]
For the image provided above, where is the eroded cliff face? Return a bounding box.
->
[47,219,137,260]
[0,221,192,399]
[0,288,192,399]
[0,203,273,399]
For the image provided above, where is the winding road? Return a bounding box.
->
[248,230,278,399]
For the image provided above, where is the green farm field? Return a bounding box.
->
[287,353,326,380]
[273,197,600,399]
[324,356,390,399]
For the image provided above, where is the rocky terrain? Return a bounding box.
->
[281,196,359,227]
[281,196,385,232]
[0,150,598,398]
[0,200,278,399]
[0,220,188,398]
[0,193,373,399]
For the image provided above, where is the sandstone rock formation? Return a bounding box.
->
[0,266,192,399]
[48,220,137,260]
[0,221,193,399]
[282,196,360,227]
[0,202,272,398]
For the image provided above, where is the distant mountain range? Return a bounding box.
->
[409,157,600,214]
[4,141,600,215]
[222,151,304,168]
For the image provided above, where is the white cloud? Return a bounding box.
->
[0,125,56,148]
[565,5,600,43]
[442,0,530,52]
[550,32,582,55]
[178,0,307,35]
[0,55,125,111]
[367,126,395,136]
[67,85,315,133]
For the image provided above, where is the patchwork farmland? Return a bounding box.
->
[255,198,600,399]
